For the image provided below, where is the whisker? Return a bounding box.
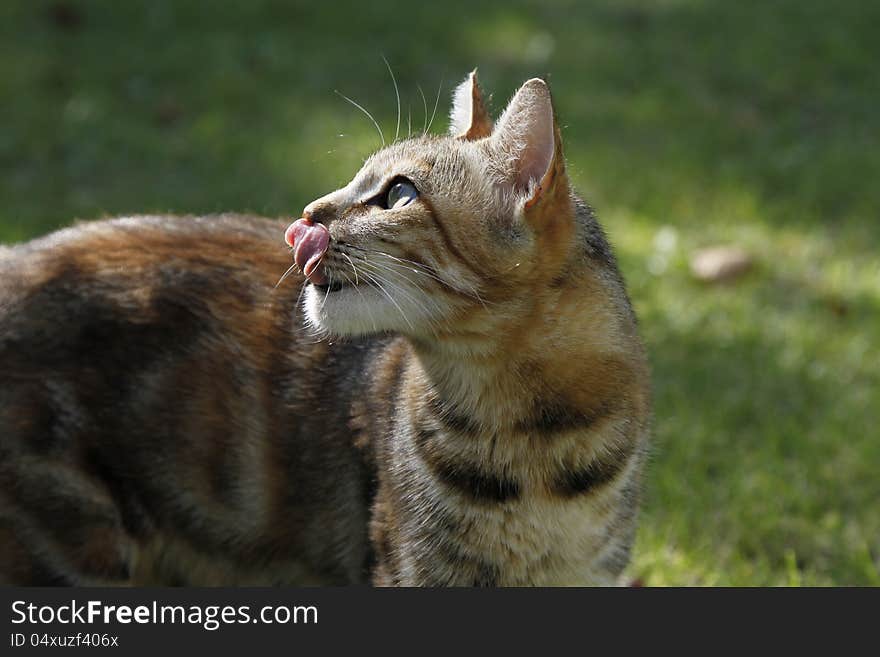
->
[319,277,333,310]
[340,251,360,286]
[292,277,312,335]
[417,84,428,135]
[302,324,330,344]
[275,262,299,289]
[426,76,444,135]
[357,268,414,330]
[336,241,492,313]
[382,55,401,143]
[353,260,447,340]
[334,90,385,147]
[351,258,438,323]
[339,244,441,288]
[364,256,447,292]
[357,259,444,316]
[370,250,490,308]
[339,268,379,334]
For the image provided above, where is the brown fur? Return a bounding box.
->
[0,76,650,586]
[0,215,375,584]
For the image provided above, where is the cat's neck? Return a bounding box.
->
[408,283,619,433]
[410,339,520,429]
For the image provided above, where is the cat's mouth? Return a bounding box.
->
[312,280,346,293]
[285,217,330,286]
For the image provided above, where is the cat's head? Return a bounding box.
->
[286,72,578,340]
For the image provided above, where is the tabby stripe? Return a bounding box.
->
[549,271,570,288]
[373,340,409,440]
[420,198,481,278]
[426,395,481,435]
[518,399,615,436]
[428,459,520,504]
[429,535,499,586]
[394,245,478,302]
[551,440,636,498]
[414,424,438,447]
[393,245,473,300]
[414,425,520,504]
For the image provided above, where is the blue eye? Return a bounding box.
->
[385,179,418,209]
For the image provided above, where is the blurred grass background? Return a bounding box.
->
[1,0,877,585]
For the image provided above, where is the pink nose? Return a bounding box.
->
[285,218,330,285]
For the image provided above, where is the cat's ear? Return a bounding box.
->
[490,78,566,210]
[448,70,493,140]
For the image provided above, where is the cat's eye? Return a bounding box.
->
[384,179,418,209]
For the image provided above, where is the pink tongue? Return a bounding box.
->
[285,219,329,285]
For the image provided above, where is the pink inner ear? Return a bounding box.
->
[491,79,557,197]
[516,119,555,194]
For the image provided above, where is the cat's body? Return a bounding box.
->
[0,74,650,586]
[0,214,374,584]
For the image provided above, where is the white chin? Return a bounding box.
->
[302,282,434,337]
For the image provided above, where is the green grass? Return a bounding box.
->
[2,0,878,585]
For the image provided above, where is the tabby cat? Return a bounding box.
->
[0,73,650,586]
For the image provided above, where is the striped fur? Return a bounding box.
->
[0,75,650,586]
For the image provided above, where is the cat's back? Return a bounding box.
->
[0,213,292,312]
[0,214,300,398]
[0,215,374,585]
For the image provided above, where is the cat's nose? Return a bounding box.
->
[300,201,336,226]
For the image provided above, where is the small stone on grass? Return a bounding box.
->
[690,246,753,283]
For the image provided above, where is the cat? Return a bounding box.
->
[0,72,651,586]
